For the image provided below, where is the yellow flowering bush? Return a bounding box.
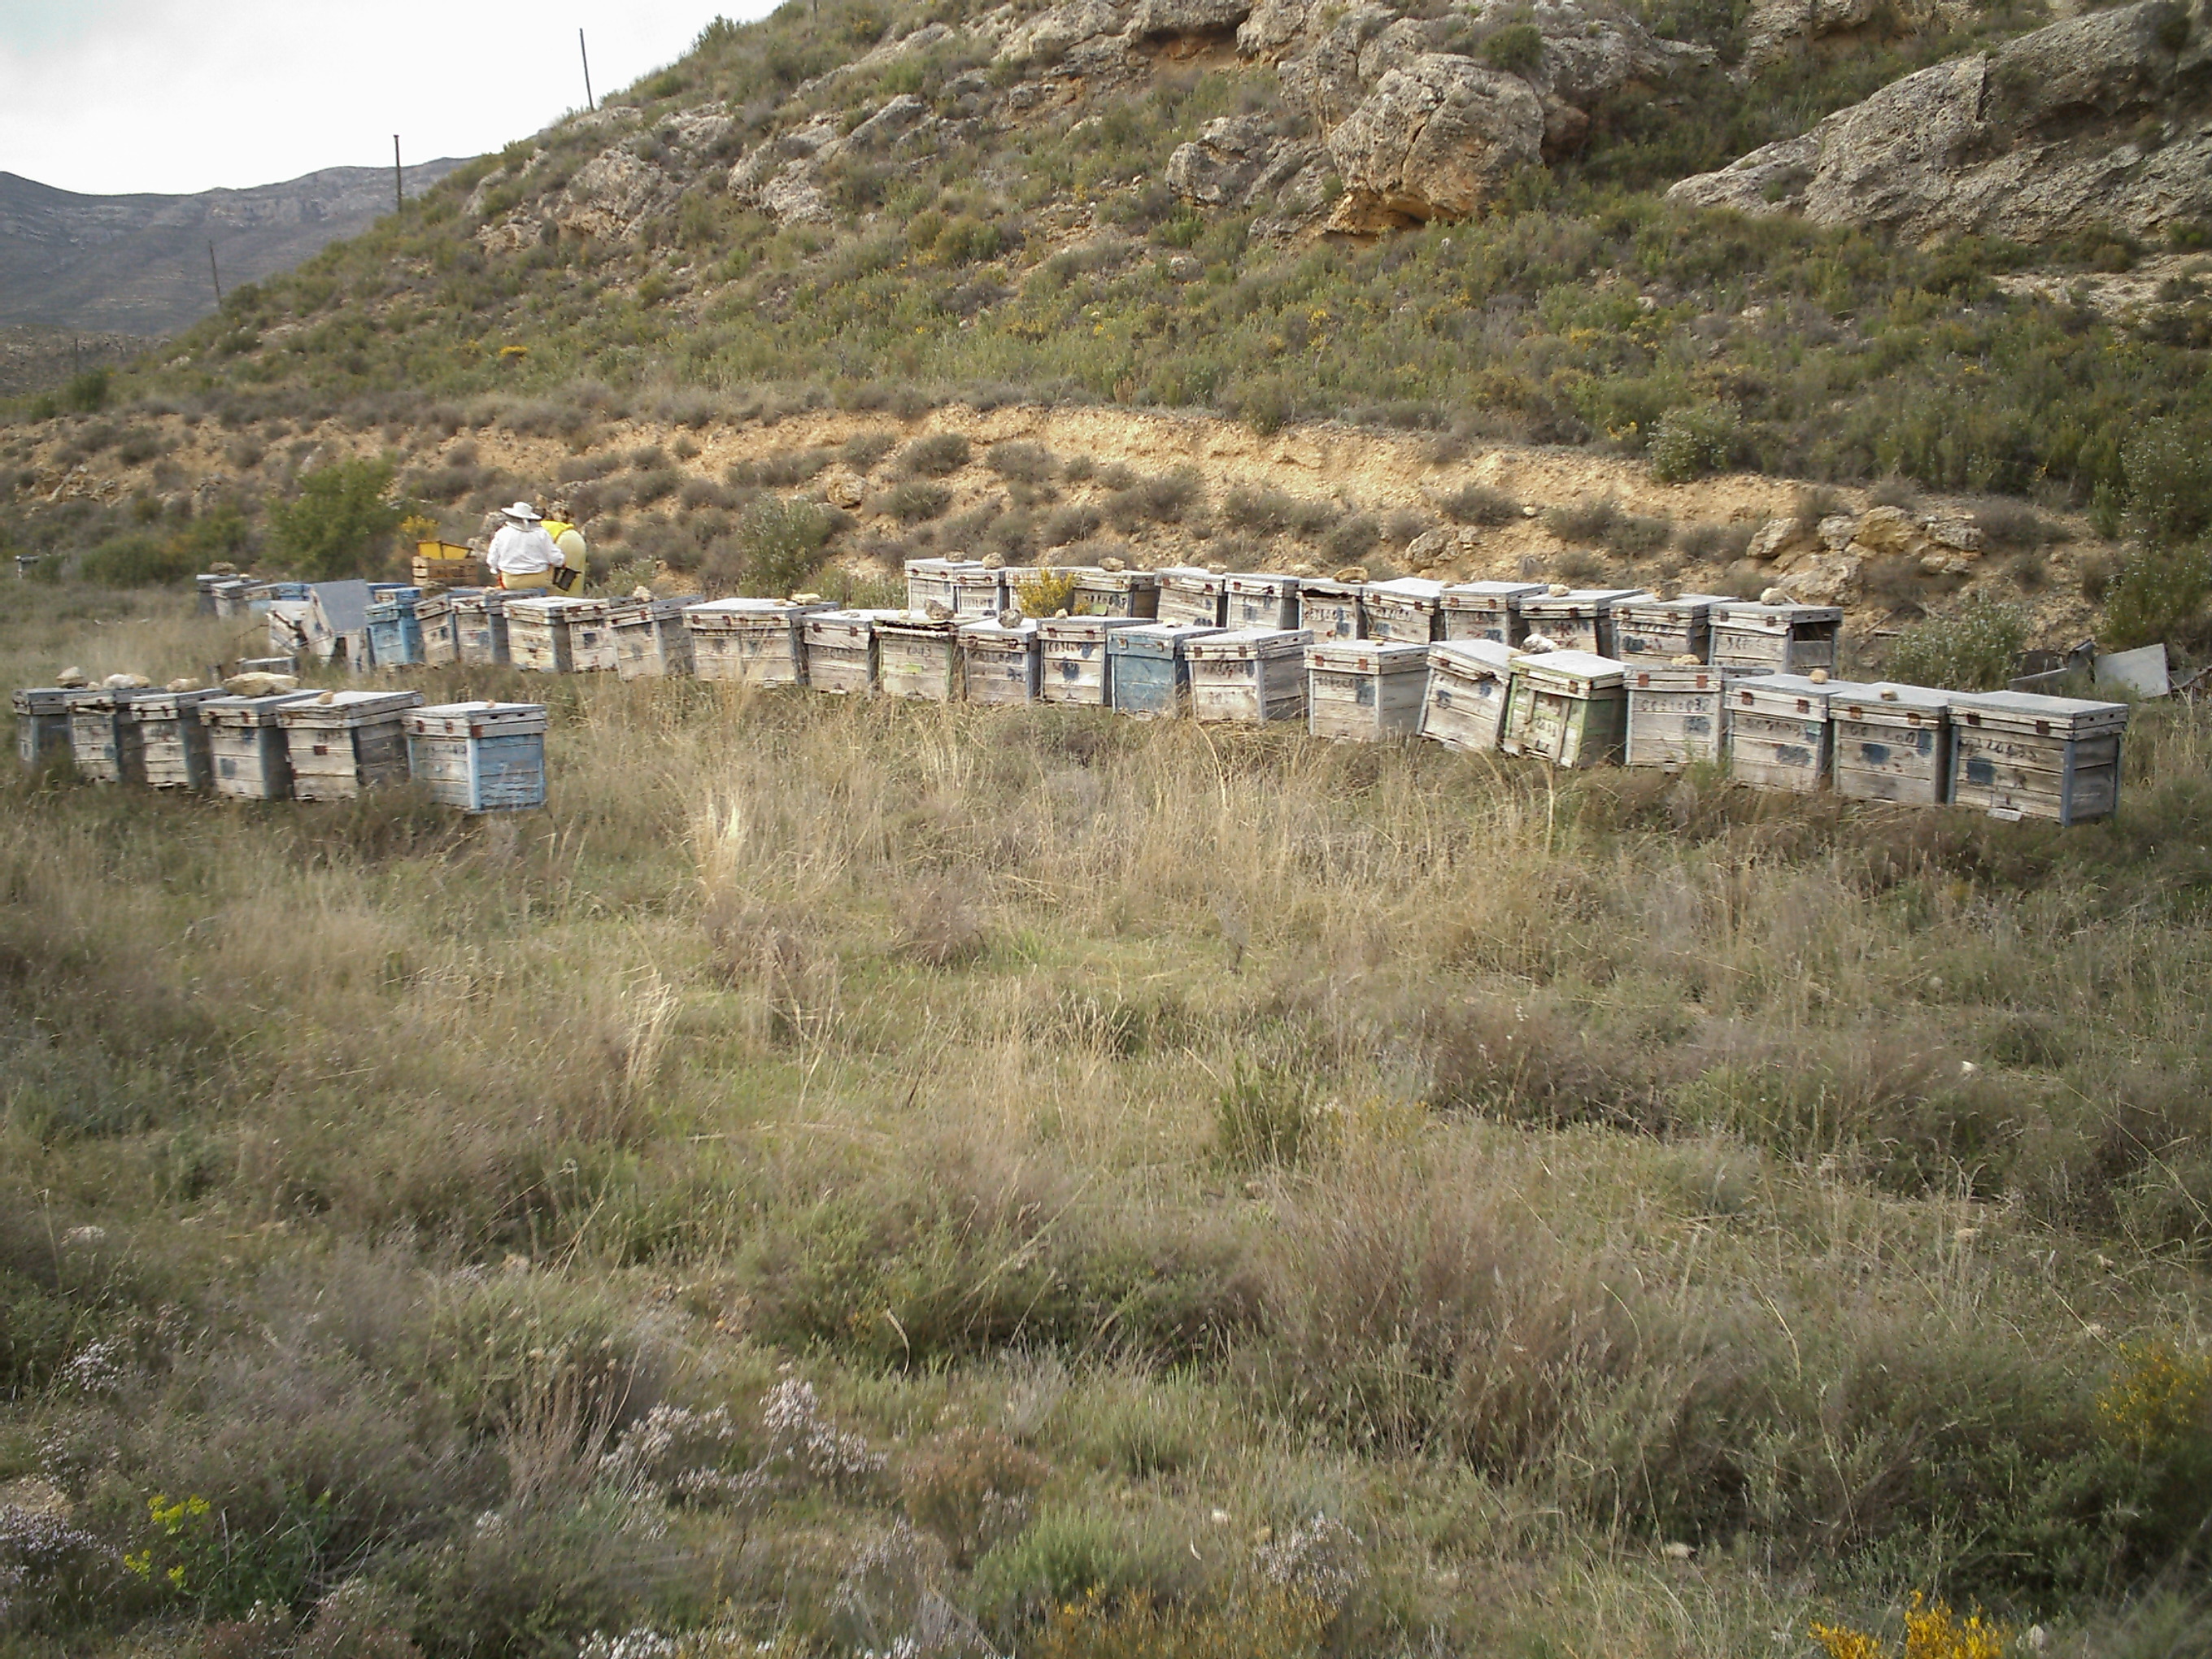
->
[1032,1586,1330,1659]
[2097,1339,2212,1458]
[1812,1594,2010,1659]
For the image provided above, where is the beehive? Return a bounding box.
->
[1709,602,1842,674]
[565,599,618,672]
[1307,638,1429,742]
[1186,628,1313,725]
[1946,690,2127,825]
[1224,574,1300,630]
[804,608,904,695]
[1108,623,1223,716]
[1725,673,1841,793]
[687,599,831,686]
[1361,577,1448,643]
[200,690,319,799]
[450,590,511,667]
[416,593,463,668]
[950,564,1008,616]
[13,687,85,769]
[365,594,425,667]
[905,557,986,613]
[1439,581,1547,647]
[1295,578,1366,642]
[1612,595,1721,664]
[1821,682,1953,804]
[209,578,252,618]
[1501,650,1628,769]
[1624,664,1733,769]
[877,615,964,701]
[504,596,579,673]
[1037,616,1148,705]
[1156,567,1228,627]
[1518,589,1650,658]
[611,597,697,680]
[960,619,1041,705]
[1419,640,1517,753]
[277,690,425,800]
[137,688,228,790]
[71,687,155,785]
[403,702,548,812]
[194,573,226,616]
[1072,568,1160,619]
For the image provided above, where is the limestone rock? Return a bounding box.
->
[1781,554,1859,606]
[848,94,930,147]
[102,673,150,689]
[1817,513,1860,554]
[822,471,867,510]
[552,146,679,242]
[1848,504,1920,555]
[223,672,298,695]
[1742,0,1889,67]
[924,599,956,621]
[1326,54,1545,224]
[1669,0,2212,245]
[1406,527,1454,564]
[1133,0,1252,33]
[1927,513,1983,552]
[1003,0,1137,68]
[54,665,89,688]
[1745,517,1802,561]
[1165,116,1329,222]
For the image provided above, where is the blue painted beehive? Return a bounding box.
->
[365,594,425,667]
[403,702,548,812]
[1107,623,1222,717]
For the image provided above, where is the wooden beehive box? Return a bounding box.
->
[1624,664,1733,769]
[1709,602,1842,674]
[416,593,462,668]
[877,615,964,700]
[804,608,903,695]
[1186,628,1313,725]
[566,598,618,672]
[1827,681,1953,805]
[950,565,1008,617]
[1420,640,1517,752]
[1501,650,1628,769]
[1439,581,1547,647]
[200,690,318,799]
[1308,638,1428,742]
[1519,589,1650,658]
[687,599,830,686]
[1295,578,1366,642]
[906,557,985,613]
[277,690,425,801]
[403,702,548,812]
[1361,577,1448,643]
[1156,567,1227,627]
[450,590,511,667]
[71,687,155,785]
[504,596,577,673]
[1612,595,1722,664]
[1038,616,1147,705]
[960,619,1041,705]
[13,687,85,769]
[1725,673,1839,793]
[1108,623,1223,717]
[365,594,425,668]
[611,598,697,680]
[1946,690,2127,825]
[1072,568,1160,619]
[209,577,252,618]
[138,688,229,790]
[1224,573,1300,630]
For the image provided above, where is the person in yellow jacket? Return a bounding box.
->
[543,502,589,593]
[486,502,560,590]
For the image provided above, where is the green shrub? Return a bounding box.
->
[1883,592,2029,690]
[62,368,111,415]
[875,480,951,522]
[266,459,403,581]
[1480,21,1544,72]
[76,533,195,587]
[901,1426,1050,1567]
[2101,541,2212,652]
[732,496,835,594]
[1543,496,1619,545]
[1648,402,1741,484]
[2123,416,2212,547]
[899,432,972,477]
[1213,1061,1326,1172]
[1439,484,1522,526]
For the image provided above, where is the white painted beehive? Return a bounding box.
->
[1439,581,1548,647]
[1501,649,1629,769]
[1223,573,1300,630]
[1072,568,1160,619]
[137,688,229,791]
[403,702,548,812]
[686,599,830,686]
[1038,616,1149,705]
[276,690,425,800]
[959,619,1041,705]
[200,690,318,799]
[1946,690,2127,825]
[1828,682,1953,805]
[804,608,904,695]
[1709,603,1842,675]
[1156,567,1227,627]
[1295,578,1366,642]
[1185,627,1313,725]
[876,614,964,701]
[1517,589,1649,658]
[1612,595,1722,664]
[1726,673,1847,793]
[1307,638,1429,742]
[1624,664,1733,769]
[906,557,985,613]
[1361,577,1448,644]
[1419,640,1517,753]
[611,597,697,680]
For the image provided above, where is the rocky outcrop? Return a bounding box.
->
[1740,504,1992,603]
[1670,0,2212,244]
[1164,116,1332,236]
[1325,55,1547,226]
[1130,0,1251,35]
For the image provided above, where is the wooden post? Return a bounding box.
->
[207,243,221,306]
[579,29,595,111]
[394,135,403,212]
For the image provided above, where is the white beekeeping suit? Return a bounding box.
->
[485,502,559,587]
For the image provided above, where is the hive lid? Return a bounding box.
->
[1364,577,1447,603]
[1223,572,1298,592]
[1512,648,1628,688]
[905,557,987,575]
[1626,664,1733,690]
[405,700,549,737]
[1112,623,1226,647]
[958,617,1039,639]
[1185,627,1314,659]
[12,686,98,713]
[1073,568,1159,588]
[877,612,962,635]
[80,686,165,712]
[1308,638,1429,670]
[1440,581,1548,603]
[1711,601,1844,625]
[503,594,603,619]
[1948,688,2130,737]
[136,688,230,716]
[1616,594,1724,619]
[1039,616,1150,642]
[274,689,425,726]
[197,690,320,725]
[1729,673,1857,712]
[1830,681,1954,720]
[1428,639,1517,673]
[1296,577,1364,599]
[687,597,811,614]
[608,596,693,622]
[1157,565,1224,585]
[1523,587,1651,613]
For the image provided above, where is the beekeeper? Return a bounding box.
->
[485,501,560,590]
[541,501,589,593]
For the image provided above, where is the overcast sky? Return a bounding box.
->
[1,0,778,197]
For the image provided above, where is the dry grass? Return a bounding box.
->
[3,586,2212,1652]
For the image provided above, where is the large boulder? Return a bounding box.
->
[1669,0,2212,244]
[1325,54,1546,224]
[1165,115,1333,236]
[1131,0,1251,33]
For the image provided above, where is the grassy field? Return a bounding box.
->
[5,583,2212,1657]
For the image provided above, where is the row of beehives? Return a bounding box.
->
[11,686,548,813]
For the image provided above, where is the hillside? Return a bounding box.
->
[0,160,467,338]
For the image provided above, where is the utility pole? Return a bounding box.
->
[394,135,403,212]
[580,28,595,111]
[207,243,222,307]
